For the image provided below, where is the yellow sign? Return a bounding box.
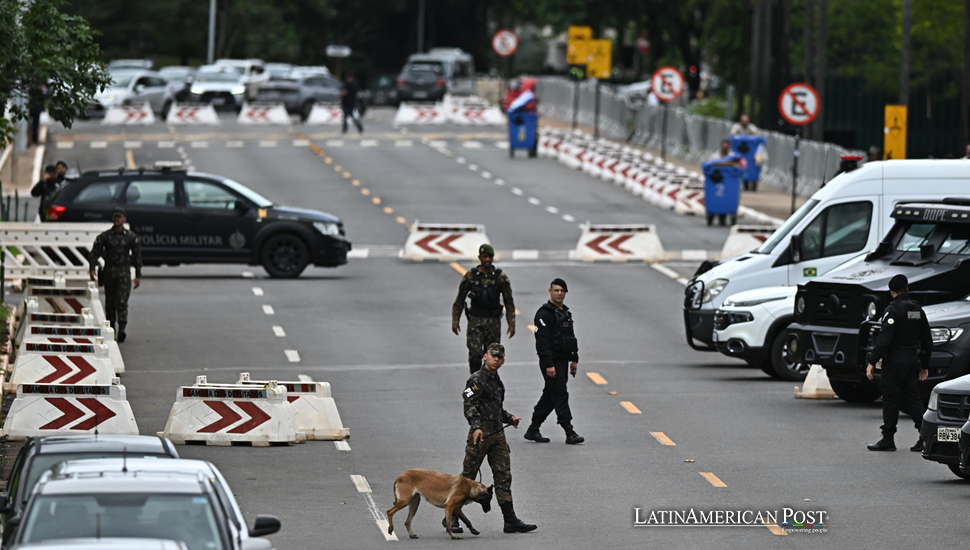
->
[566,26,592,65]
[258,209,267,219]
[585,39,612,79]
[883,105,907,160]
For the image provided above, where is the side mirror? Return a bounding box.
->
[7,515,20,529]
[789,233,803,263]
[234,200,251,213]
[134,84,146,94]
[250,514,281,537]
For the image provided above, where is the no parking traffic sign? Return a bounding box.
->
[650,66,685,103]
[492,30,518,57]
[778,83,820,126]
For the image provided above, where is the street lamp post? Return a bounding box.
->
[207,0,216,64]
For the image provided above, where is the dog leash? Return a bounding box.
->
[473,422,513,483]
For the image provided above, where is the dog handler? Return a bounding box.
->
[456,343,537,535]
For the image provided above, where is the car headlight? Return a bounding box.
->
[313,222,340,236]
[231,85,246,95]
[928,389,938,411]
[722,296,786,308]
[714,311,754,330]
[930,327,964,344]
[866,300,878,320]
[701,279,729,304]
[190,85,204,94]
[796,296,806,315]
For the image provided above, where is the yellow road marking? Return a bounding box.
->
[586,372,607,385]
[650,432,676,446]
[352,179,360,185]
[527,324,535,332]
[334,165,342,171]
[325,157,332,164]
[396,216,407,224]
[763,522,788,536]
[125,149,136,169]
[620,401,641,414]
[372,197,381,205]
[450,263,467,275]
[309,143,325,155]
[343,171,351,178]
[700,472,726,487]
[514,309,520,315]
[383,207,393,214]
[361,189,370,196]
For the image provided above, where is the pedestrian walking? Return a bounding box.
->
[525,278,584,445]
[340,72,364,134]
[88,207,142,343]
[455,343,537,535]
[866,274,932,452]
[30,165,58,221]
[729,113,760,136]
[452,244,515,373]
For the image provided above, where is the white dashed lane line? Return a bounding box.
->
[226,141,244,148]
[563,214,575,222]
[528,197,541,205]
[335,441,351,451]
[252,287,264,296]
[242,271,255,278]
[350,475,398,542]
[469,164,478,171]
[456,157,466,164]
[546,206,559,214]
[651,263,689,285]
[511,187,524,195]
[90,141,107,149]
[259,140,278,148]
[190,141,208,148]
[124,141,142,148]
[293,139,310,147]
[262,305,275,315]
[495,179,505,185]
[284,350,301,363]
[56,142,74,149]
[272,326,286,337]
[158,141,175,148]
[481,171,492,179]
[394,140,413,147]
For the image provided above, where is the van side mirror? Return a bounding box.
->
[789,233,803,263]
[250,514,281,537]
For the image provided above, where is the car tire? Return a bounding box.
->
[260,233,309,278]
[830,380,881,403]
[947,463,970,480]
[769,329,810,381]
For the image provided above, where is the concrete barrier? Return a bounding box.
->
[236,373,349,440]
[719,225,777,260]
[23,283,105,324]
[21,325,123,374]
[1,381,139,440]
[393,103,447,125]
[572,223,666,262]
[447,105,505,125]
[7,341,117,390]
[158,379,304,446]
[166,103,220,125]
[15,297,97,346]
[102,103,156,125]
[674,181,706,216]
[237,102,290,125]
[305,103,344,125]
[403,221,490,262]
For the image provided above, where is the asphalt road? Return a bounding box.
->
[30,108,969,549]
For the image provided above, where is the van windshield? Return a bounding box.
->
[756,199,820,254]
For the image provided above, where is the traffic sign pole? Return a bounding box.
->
[777,82,819,215]
[661,104,667,161]
[792,129,800,215]
[572,80,580,130]
[594,80,601,138]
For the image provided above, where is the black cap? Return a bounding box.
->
[889,274,908,292]
[44,164,56,174]
[112,207,127,218]
[550,278,568,292]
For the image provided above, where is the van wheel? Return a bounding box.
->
[830,380,881,403]
[261,234,309,278]
[947,464,970,480]
[769,330,810,381]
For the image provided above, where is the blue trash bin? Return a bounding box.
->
[508,112,538,158]
[702,158,743,226]
[729,135,767,191]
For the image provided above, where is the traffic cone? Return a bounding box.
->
[794,364,836,399]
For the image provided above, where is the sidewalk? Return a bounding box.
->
[0,126,46,220]
[539,117,806,223]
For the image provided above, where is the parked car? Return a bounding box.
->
[12,539,189,550]
[265,63,294,80]
[922,373,970,479]
[368,74,399,106]
[214,58,269,100]
[46,163,351,277]
[158,66,196,102]
[107,59,153,72]
[188,65,248,111]
[396,62,446,102]
[88,70,175,117]
[0,435,179,546]
[255,73,343,120]
[959,417,970,476]
[289,65,331,78]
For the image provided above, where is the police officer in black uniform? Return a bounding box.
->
[866,274,932,452]
[525,278,584,445]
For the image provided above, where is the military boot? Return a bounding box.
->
[564,428,585,445]
[500,502,537,533]
[523,427,550,443]
[867,436,896,451]
[910,437,925,452]
[443,516,463,534]
[117,322,127,343]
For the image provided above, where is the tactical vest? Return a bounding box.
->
[468,268,503,318]
[887,296,924,352]
[542,302,578,354]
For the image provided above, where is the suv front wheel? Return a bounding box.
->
[261,233,309,278]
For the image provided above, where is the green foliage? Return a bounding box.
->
[0,0,110,144]
[686,95,728,118]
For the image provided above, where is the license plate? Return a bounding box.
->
[210,97,225,105]
[938,426,961,442]
[412,91,428,98]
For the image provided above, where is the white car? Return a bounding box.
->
[189,65,250,110]
[90,70,175,116]
[215,58,269,100]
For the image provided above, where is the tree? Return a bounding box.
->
[899,0,912,106]
[0,0,110,144]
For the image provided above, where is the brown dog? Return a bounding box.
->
[387,468,493,540]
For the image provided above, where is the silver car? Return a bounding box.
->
[255,73,343,120]
[89,70,175,117]
[188,65,249,110]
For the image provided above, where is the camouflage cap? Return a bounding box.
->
[487,343,505,358]
[479,243,495,256]
[112,207,127,217]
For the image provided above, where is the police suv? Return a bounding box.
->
[47,163,351,277]
[787,200,970,402]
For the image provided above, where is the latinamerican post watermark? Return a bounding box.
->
[634,508,828,534]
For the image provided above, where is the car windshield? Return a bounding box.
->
[756,199,821,254]
[160,68,192,80]
[195,71,239,83]
[405,64,443,76]
[220,178,273,208]
[110,74,135,88]
[21,493,225,550]
[23,453,170,504]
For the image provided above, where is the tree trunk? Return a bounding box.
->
[813,0,827,141]
[803,0,814,83]
[749,0,762,122]
[737,0,753,120]
[758,0,773,130]
[900,0,912,107]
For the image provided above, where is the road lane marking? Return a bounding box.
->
[361,189,370,196]
[292,139,309,147]
[511,250,538,260]
[586,372,607,385]
[272,326,286,337]
[334,165,342,171]
[335,441,351,451]
[360,139,379,147]
[528,197,541,205]
[450,263,467,275]
[462,141,482,148]
[650,432,676,446]
[651,264,689,285]
[324,157,332,164]
[562,214,575,222]
[285,350,301,362]
[396,216,407,224]
[352,180,361,186]
[351,474,372,493]
[394,140,413,147]
[252,287,264,296]
[481,171,492,179]
[495,178,505,185]
[262,305,275,315]
[226,140,244,148]
[124,140,142,148]
[242,271,254,278]
[158,141,175,148]
[326,140,344,147]
[511,187,523,195]
[56,141,74,149]
[700,472,727,487]
[495,141,509,148]
[620,401,641,414]
[259,140,278,147]
[91,141,107,149]
[546,206,559,214]
[191,141,208,148]
[383,207,393,214]
[372,197,381,205]
[468,164,478,171]
[456,157,466,164]
[125,150,136,170]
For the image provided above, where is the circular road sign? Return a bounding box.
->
[778,82,820,126]
[650,66,685,103]
[492,30,519,57]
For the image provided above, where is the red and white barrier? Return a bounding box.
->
[21,325,124,375]
[23,284,105,324]
[403,221,490,262]
[305,104,343,125]
[102,103,156,125]
[720,225,777,260]
[7,341,117,390]
[238,102,290,125]
[158,380,304,446]
[394,103,447,125]
[572,223,666,262]
[674,181,706,216]
[448,105,505,125]
[2,382,139,440]
[236,373,349,440]
[15,298,97,347]
[166,103,220,125]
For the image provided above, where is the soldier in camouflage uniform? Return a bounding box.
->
[88,207,142,343]
[452,244,515,373]
[456,343,536,535]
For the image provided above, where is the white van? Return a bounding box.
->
[685,159,970,351]
[215,58,269,100]
[406,48,475,95]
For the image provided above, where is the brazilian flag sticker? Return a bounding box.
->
[803,267,818,277]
